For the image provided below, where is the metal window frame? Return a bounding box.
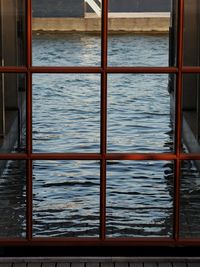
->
[0,0,200,247]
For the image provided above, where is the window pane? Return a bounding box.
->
[33,160,100,238]
[0,0,26,66]
[108,74,174,153]
[0,160,26,238]
[183,0,200,66]
[107,160,174,237]
[32,74,100,153]
[108,0,174,66]
[32,0,101,66]
[0,73,26,153]
[180,160,200,238]
[108,33,169,67]
[182,74,200,153]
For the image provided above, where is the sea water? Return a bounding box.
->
[0,33,178,238]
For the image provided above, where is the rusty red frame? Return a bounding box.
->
[0,0,199,246]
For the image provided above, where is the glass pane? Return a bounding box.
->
[33,160,100,238]
[108,74,174,153]
[182,74,200,153]
[180,160,200,238]
[0,74,26,153]
[107,160,174,237]
[33,74,100,153]
[0,160,26,238]
[183,0,200,66]
[32,0,101,66]
[108,0,174,66]
[0,0,26,66]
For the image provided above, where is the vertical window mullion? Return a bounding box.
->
[26,0,33,241]
[100,0,108,240]
[174,0,184,241]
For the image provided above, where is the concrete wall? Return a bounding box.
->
[109,0,171,12]
[32,0,84,18]
[32,14,170,33]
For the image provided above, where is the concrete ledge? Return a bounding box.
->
[86,12,170,18]
[32,13,170,33]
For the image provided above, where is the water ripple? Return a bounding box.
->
[0,33,176,238]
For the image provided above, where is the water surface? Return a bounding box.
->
[0,33,176,238]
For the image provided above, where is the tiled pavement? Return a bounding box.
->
[0,258,200,267]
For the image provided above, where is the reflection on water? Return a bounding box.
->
[108,34,169,66]
[32,74,100,153]
[32,33,101,66]
[108,74,173,152]
[32,32,169,66]
[107,161,174,237]
[180,160,200,238]
[0,33,178,238]
[33,161,100,237]
[0,160,26,237]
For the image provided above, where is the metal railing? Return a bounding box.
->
[85,0,101,16]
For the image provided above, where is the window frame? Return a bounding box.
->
[1,0,200,247]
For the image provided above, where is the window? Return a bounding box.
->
[0,0,200,247]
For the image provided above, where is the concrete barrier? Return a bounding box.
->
[32,13,170,33]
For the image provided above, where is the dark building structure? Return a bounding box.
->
[0,0,26,153]
[32,0,84,18]
[32,0,171,18]
[170,0,200,155]
[109,0,171,12]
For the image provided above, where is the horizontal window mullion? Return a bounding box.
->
[30,153,102,160]
[0,237,200,246]
[0,67,183,74]
[0,153,176,161]
[182,67,200,73]
[0,67,28,73]
[0,153,176,160]
[106,153,177,160]
[24,153,178,160]
[179,153,200,160]
[1,153,200,161]
[0,154,29,160]
[3,67,200,74]
[30,67,103,73]
[107,66,179,73]
[0,237,196,246]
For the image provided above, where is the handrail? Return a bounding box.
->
[85,0,101,17]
